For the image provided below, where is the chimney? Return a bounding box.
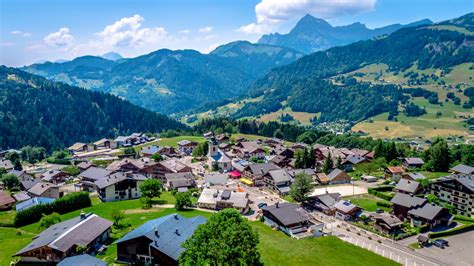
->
[275,202,279,208]
[80,211,86,220]
[175,228,180,235]
[154,227,159,236]
[260,169,264,174]
[174,214,179,220]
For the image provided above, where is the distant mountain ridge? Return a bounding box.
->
[22,42,303,114]
[258,14,433,54]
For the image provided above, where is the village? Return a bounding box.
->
[0,131,473,266]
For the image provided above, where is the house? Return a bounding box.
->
[106,158,154,173]
[327,169,351,184]
[0,191,15,210]
[93,138,112,149]
[373,214,403,234]
[77,161,93,172]
[287,168,316,181]
[265,169,292,195]
[79,167,112,190]
[8,170,37,190]
[395,179,421,195]
[269,155,291,167]
[405,172,427,181]
[67,142,88,154]
[15,197,55,212]
[141,145,161,157]
[270,146,294,159]
[264,138,284,148]
[203,173,228,186]
[429,175,474,217]
[361,175,377,183]
[95,172,146,202]
[164,172,196,191]
[14,213,112,263]
[177,140,198,155]
[315,173,329,184]
[207,137,232,172]
[28,182,60,199]
[334,201,361,221]
[402,158,425,169]
[384,166,406,181]
[116,214,206,265]
[0,159,14,171]
[12,191,31,202]
[147,158,192,181]
[306,193,341,215]
[342,155,366,172]
[197,188,249,213]
[408,203,453,228]
[235,141,266,159]
[40,170,70,184]
[215,134,230,143]
[450,164,474,175]
[58,254,107,266]
[390,193,426,220]
[156,146,177,157]
[262,202,322,239]
[114,133,150,147]
[290,143,308,151]
[245,162,280,186]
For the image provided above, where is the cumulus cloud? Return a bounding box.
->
[198,26,213,33]
[179,29,191,34]
[11,30,31,37]
[44,27,75,48]
[239,0,377,34]
[96,14,167,48]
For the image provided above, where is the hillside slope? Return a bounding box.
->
[0,66,186,151]
[258,14,433,54]
[22,43,303,114]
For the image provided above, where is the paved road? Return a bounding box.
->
[312,212,443,266]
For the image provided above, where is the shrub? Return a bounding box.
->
[454,215,474,223]
[376,201,392,208]
[46,157,71,165]
[428,224,474,238]
[14,192,91,227]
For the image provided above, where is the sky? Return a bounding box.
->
[0,0,472,67]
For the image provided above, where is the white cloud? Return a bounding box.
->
[1,42,16,47]
[179,29,190,34]
[198,26,213,33]
[44,27,74,48]
[239,0,377,34]
[96,14,167,48]
[11,30,31,37]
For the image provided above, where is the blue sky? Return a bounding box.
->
[1,0,472,66]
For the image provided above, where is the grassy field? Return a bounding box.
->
[0,192,398,266]
[344,194,391,212]
[252,222,398,266]
[259,107,318,126]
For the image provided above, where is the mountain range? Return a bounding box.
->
[22,41,303,114]
[258,14,433,54]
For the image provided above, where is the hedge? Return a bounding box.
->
[376,201,392,208]
[368,189,394,201]
[428,224,474,238]
[14,192,91,227]
[371,185,395,192]
[454,215,474,223]
[46,158,71,165]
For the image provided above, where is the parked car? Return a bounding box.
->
[432,239,448,249]
[257,202,267,209]
[375,208,384,213]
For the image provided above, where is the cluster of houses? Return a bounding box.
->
[2,132,474,265]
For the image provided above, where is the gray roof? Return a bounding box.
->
[15,213,112,255]
[344,155,366,165]
[0,159,14,169]
[407,172,426,181]
[41,170,67,182]
[16,197,54,212]
[262,203,311,227]
[21,177,40,190]
[287,168,315,177]
[408,203,445,221]
[390,193,426,208]
[451,164,474,175]
[334,201,360,214]
[141,145,160,155]
[328,169,344,181]
[268,169,291,183]
[309,193,340,208]
[248,162,280,175]
[165,172,195,188]
[95,172,146,189]
[404,157,424,165]
[204,173,228,185]
[28,182,58,196]
[79,167,111,181]
[58,254,107,266]
[116,214,206,261]
[395,179,420,194]
[12,191,31,202]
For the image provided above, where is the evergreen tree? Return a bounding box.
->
[289,173,314,202]
[322,153,334,174]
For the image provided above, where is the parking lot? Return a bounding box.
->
[310,184,368,197]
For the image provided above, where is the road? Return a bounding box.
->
[312,212,443,266]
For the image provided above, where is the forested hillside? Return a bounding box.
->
[0,67,186,151]
[235,13,474,123]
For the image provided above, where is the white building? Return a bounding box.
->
[208,136,232,172]
[95,172,146,202]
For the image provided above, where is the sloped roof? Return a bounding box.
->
[390,193,426,208]
[0,159,13,169]
[240,141,263,153]
[116,214,206,260]
[334,201,360,214]
[287,168,315,177]
[12,191,31,202]
[16,197,54,212]
[395,179,420,194]
[328,169,346,181]
[268,169,291,183]
[344,155,366,165]
[141,145,160,155]
[262,202,311,227]
[93,138,110,146]
[408,203,445,221]
[79,167,111,181]
[387,166,405,174]
[248,162,280,175]
[20,177,40,190]
[28,182,58,196]
[450,164,474,175]
[308,193,340,208]
[407,172,426,181]
[0,191,15,206]
[204,173,228,185]
[68,142,87,150]
[95,172,146,189]
[77,161,92,170]
[403,157,425,165]
[15,213,112,255]
[58,254,107,266]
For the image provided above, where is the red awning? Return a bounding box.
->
[229,171,241,178]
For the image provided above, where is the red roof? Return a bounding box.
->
[387,166,405,173]
[229,171,241,178]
